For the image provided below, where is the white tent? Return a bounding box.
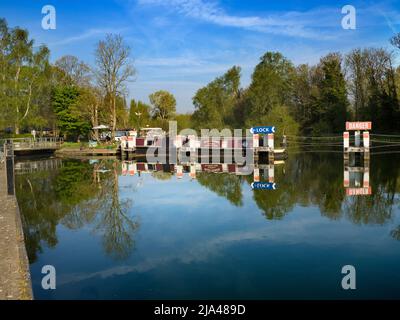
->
[92,125,109,130]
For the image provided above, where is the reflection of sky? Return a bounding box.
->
[29,170,400,299]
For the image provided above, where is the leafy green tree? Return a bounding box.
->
[245,52,295,127]
[192,66,241,129]
[197,173,243,207]
[0,19,51,133]
[262,105,299,138]
[52,86,91,140]
[149,90,176,120]
[316,53,349,134]
[75,86,104,140]
[129,99,151,129]
[175,113,193,131]
[292,64,321,134]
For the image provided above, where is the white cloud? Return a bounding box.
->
[48,27,129,46]
[137,0,337,39]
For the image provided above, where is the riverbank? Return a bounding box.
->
[55,147,118,157]
[0,162,33,300]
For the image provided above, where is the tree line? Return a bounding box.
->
[0,18,180,141]
[192,47,400,137]
[1,17,400,140]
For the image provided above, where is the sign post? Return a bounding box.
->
[343,122,372,196]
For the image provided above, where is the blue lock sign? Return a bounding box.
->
[250,126,276,134]
[251,182,277,190]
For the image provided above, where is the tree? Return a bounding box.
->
[0,19,51,134]
[128,99,151,129]
[245,52,295,127]
[292,64,321,134]
[55,55,91,87]
[260,105,299,138]
[317,53,349,133]
[149,90,176,120]
[390,33,400,50]
[175,113,192,131]
[115,95,129,129]
[95,34,135,138]
[52,86,91,140]
[75,86,104,141]
[346,48,399,132]
[345,49,368,119]
[192,66,241,129]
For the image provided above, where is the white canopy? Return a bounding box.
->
[92,125,109,130]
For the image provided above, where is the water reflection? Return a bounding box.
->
[16,159,139,262]
[15,152,400,266]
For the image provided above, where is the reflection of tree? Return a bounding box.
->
[197,173,243,206]
[391,226,400,241]
[16,159,139,263]
[245,165,296,220]
[16,167,73,262]
[94,162,138,260]
[151,171,173,180]
[250,152,400,225]
[344,154,400,225]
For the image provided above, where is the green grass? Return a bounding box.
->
[0,133,33,139]
[60,141,118,150]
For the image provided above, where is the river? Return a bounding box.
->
[15,151,400,299]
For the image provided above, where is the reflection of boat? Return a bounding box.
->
[120,160,284,183]
[120,134,287,160]
[94,169,111,174]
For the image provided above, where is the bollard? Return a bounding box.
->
[343,132,349,150]
[176,165,183,179]
[253,134,259,148]
[363,170,370,188]
[253,167,260,182]
[190,164,196,179]
[363,131,370,152]
[128,162,136,176]
[344,168,350,188]
[268,164,275,183]
[122,162,128,176]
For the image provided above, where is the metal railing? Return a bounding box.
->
[9,137,63,151]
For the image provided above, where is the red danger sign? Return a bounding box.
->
[346,187,372,196]
[346,121,372,131]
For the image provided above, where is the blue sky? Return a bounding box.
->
[1,0,400,112]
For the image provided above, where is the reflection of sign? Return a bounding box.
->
[346,187,372,196]
[250,126,276,134]
[346,122,372,131]
[251,182,277,190]
[201,164,223,173]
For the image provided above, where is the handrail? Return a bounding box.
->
[5,137,63,151]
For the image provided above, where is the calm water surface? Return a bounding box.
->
[15,152,400,299]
